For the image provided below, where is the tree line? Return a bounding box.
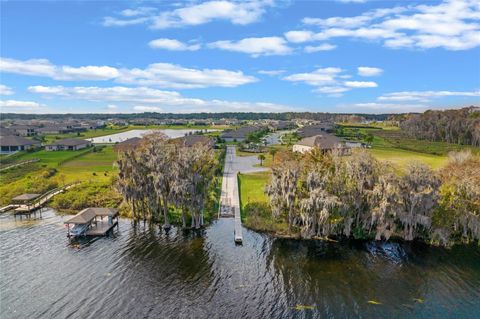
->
[116,132,219,229]
[265,149,479,246]
[400,106,480,146]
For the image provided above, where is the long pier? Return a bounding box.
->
[219,145,243,244]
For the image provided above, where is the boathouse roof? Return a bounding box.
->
[64,207,119,224]
[12,193,41,202]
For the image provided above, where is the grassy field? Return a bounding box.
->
[238,172,269,210]
[336,124,480,170]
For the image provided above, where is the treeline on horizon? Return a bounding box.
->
[1,112,396,121]
[400,107,480,147]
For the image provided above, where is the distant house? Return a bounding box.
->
[297,124,335,138]
[293,134,346,154]
[0,127,15,136]
[174,135,215,148]
[37,126,74,135]
[0,135,41,153]
[113,137,142,152]
[7,125,38,137]
[45,138,91,151]
[221,126,263,142]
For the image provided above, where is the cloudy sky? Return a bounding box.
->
[1,0,479,114]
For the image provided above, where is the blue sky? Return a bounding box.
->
[1,0,479,114]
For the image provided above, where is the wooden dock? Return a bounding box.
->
[219,145,243,244]
[11,183,79,216]
[65,207,119,237]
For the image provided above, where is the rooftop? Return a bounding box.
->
[64,207,119,224]
[296,134,342,149]
[47,138,90,146]
[12,193,41,202]
[0,135,41,146]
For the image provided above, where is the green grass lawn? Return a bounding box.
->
[238,171,269,211]
[8,149,93,167]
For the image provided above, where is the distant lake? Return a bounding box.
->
[88,129,218,144]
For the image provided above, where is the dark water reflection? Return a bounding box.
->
[1,210,479,318]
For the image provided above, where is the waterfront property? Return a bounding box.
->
[45,138,92,151]
[0,135,41,153]
[64,207,119,237]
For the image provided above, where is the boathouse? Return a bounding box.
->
[64,207,119,237]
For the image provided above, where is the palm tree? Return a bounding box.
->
[258,154,266,166]
[269,148,277,162]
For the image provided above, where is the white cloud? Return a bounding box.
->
[336,0,367,3]
[148,38,201,51]
[0,99,44,108]
[106,104,118,109]
[0,84,14,95]
[103,1,275,29]
[283,67,379,96]
[283,67,342,86]
[121,7,156,17]
[358,66,383,76]
[258,69,285,76]
[378,90,480,102]
[118,63,257,88]
[208,36,292,57]
[0,58,119,80]
[344,81,378,88]
[134,105,163,112]
[304,43,337,52]
[28,85,298,113]
[1,58,257,89]
[295,0,480,51]
[284,30,314,43]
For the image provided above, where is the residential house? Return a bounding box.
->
[293,134,346,154]
[45,138,91,151]
[8,125,38,136]
[173,135,215,148]
[0,135,41,153]
[221,125,263,142]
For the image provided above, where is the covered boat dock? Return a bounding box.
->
[64,207,119,237]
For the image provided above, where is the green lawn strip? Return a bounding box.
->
[238,171,269,213]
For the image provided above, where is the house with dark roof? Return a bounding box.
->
[293,134,346,154]
[113,137,142,152]
[297,124,335,138]
[173,135,214,148]
[0,135,41,153]
[45,138,91,151]
[7,125,38,136]
[220,125,264,142]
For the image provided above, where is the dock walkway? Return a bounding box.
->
[219,145,243,243]
[11,183,79,216]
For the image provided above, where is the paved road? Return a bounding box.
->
[219,146,243,243]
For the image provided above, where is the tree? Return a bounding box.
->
[269,148,278,162]
[266,159,300,234]
[258,154,266,166]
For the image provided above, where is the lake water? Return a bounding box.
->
[88,129,218,144]
[1,209,479,318]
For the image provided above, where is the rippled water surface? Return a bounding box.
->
[1,210,479,318]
